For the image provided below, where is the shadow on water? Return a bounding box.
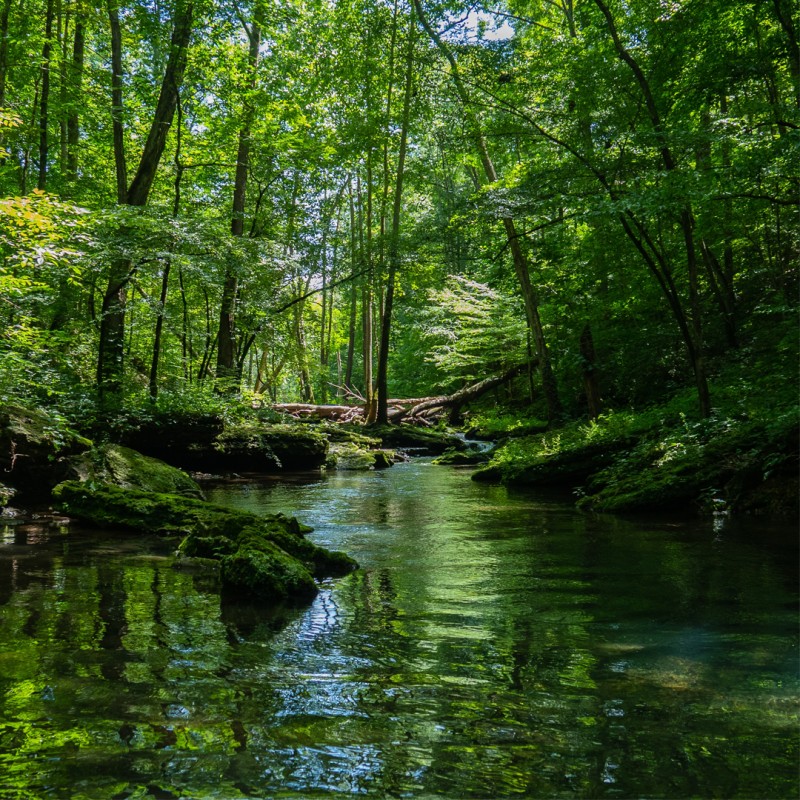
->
[0,460,797,798]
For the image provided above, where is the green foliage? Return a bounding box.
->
[478,346,799,514]
[0,0,794,506]
[421,276,528,387]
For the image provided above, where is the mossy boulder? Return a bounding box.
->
[52,481,357,602]
[0,404,92,501]
[221,547,318,601]
[368,425,466,455]
[433,447,492,466]
[320,425,382,448]
[66,443,204,499]
[114,413,328,473]
[327,443,396,470]
[0,482,15,507]
[215,424,328,471]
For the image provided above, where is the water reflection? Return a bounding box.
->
[0,462,797,799]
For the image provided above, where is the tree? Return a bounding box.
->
[96,0,194,400]
[215,3,262,392]
[413,0,563,422]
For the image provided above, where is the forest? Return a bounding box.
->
[0,2,798,797]
[0,0,797,512]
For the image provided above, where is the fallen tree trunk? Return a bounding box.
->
[271,403,357,418]
[404,361,536,421]
[270,361,535,424]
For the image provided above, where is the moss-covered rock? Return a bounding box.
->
[66,443,204,499]
[367,425,466,455]
[0,482,15,507]
[52,481,357,602]
[114,414,328,473]
[221,547,318,601]
[433,447,492,466]
[320,425,382,448]
[0,404,92,501]
[222,424,328,471]
[326,443,397,470]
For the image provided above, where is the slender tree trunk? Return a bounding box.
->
[376,11,414,425]
[149,102,184,400]
[97,0,194,400]
[58,0,69,173]
[414,0,562,422]
[216,18,261,391]
[345,185,357,390]
[579,324,601,420]
[66,5,84,184]
[594,0,711,417]
[37,0,54,190]
[107,0,126,202]
[0,0,12,108]
[362,157,375,420]
[293,299,314,403]
[378,0,400,306]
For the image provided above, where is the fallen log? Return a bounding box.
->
[405,361,536,421]
[272,403,359,419]
[270,362,536,424]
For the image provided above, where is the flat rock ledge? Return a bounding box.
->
[53,481,357,604]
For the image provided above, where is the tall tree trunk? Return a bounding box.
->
[107,0,126,203]
[37,0,54,190]
[58,0,69,173]
[97,0,194,400]
[345,185,357,390]
[376,10,415,425]
[293,298,314,403]
[216,13,261,391]
[414,0,563,422]
[65,4,84,184]
[149,100,184,400]
[594,0,711,417]
[0,0,12,108]
[579,324,601,420]
[362,158,375,421]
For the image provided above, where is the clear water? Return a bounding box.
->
[0,460,797,799]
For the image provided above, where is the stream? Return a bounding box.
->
[0,459,797,798]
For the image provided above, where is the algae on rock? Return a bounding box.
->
[53,481,357,602]
[327,443,396,470]
[66,443,205,499]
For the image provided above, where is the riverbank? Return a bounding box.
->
[2,373,796,524]
[470,383,798,517]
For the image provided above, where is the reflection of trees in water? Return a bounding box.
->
[0,469,796,799]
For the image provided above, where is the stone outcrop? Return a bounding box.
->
[53,481,357,603]
[0,404,92,502]
[65,443,205,499]
[113,414,328,473]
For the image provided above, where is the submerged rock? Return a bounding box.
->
[52,481,357,603]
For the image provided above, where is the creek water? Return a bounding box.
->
[0,459,797,799]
